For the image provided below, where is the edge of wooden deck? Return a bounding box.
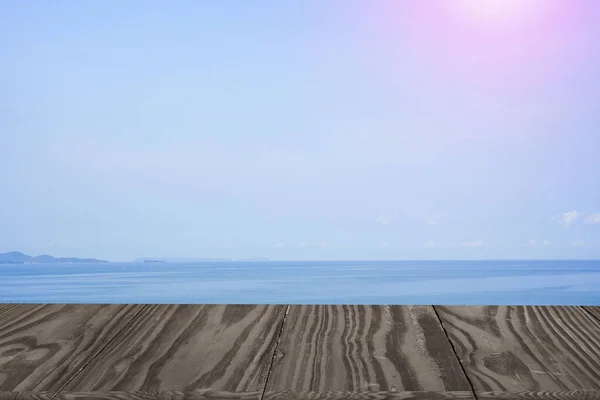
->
[1,305,599,399]
[0,391,599,400]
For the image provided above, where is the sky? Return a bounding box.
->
[1,0,600,261]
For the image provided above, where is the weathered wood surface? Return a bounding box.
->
[0,304,144,392]
[264,392,600,400]
[436,306,600,392]
[0,391,261,400]
[264,391,476,400]
[2,392,599,400]
[266,305,472,393]
[476,391,600,399]
[60,305,286,392]
[2,304,600,397]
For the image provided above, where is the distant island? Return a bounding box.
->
[143,260,167,263]
[0,251,109,264]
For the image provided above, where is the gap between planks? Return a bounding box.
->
[52,305,150,399]
[582,306,600,325]
[260,305,291,400]
[431,306,478,400]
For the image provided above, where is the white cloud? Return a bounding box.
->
[529,240,536,246]
[426,216,440,225]
[424,240,435,248]
[320,241,330,248]
[378,241,389,249]
[462,240,484,248]
[585,213,600,224]
[299,242,309,248]
[275,243,285,248]
[543,240,550,247]
[552,211,583,227]
[572,240,585,247]
[375,216,389,225]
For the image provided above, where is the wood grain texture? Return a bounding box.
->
[60,305,285,392]
[266,305,472,392]
[1,394,599,400]
[0,391,260,400]
[477,391,600,400]
[264,393,600,400]
[436,306,600,392]
[0,304,143,392]
[264,391,475,400]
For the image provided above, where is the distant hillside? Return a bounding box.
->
[0,251,109,264]
[0,252,30,263]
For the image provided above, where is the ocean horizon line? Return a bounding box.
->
[104,258,600,263]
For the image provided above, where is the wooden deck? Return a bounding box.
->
[0,305,599,400]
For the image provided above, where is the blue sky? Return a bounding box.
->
[1,1,599,261]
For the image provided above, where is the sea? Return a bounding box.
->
[0,260,599,305]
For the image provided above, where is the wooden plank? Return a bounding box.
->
[436,306,600,392]
[264,392,600,400]
[266,305,473,393]
[477,392,600,400]
[59,305,285,392]
[264,392,475,400]
[0,304,143,392]
[0,391,260,400]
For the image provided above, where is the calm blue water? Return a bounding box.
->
[1,260,599,305]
